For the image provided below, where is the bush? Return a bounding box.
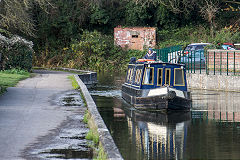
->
[0,33,33,71]
[43,30,145,72]
[157,25,240,49]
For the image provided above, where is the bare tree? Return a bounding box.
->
[132,0,198,15]
[198,0,221,37]
[131,0,238,37]
[0,0,51,36]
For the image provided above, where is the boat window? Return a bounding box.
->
[143,67,154,85]
[165,69,171,86]
[174,68,185,86]
[127,68,133,82]
[157,68,163,86]
[135,69,142,84]
[129,68,134,82]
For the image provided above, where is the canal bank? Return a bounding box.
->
[74,74,123,160]
[187,73,240,92]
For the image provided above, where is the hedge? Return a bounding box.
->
[0,33,33,71]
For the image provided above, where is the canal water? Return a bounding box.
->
[90,72,240,160]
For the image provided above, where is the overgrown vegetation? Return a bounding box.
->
[30,0,239,72]
[82,97,107,159]
[0,0,239,72]
[157,25,240,49]
[83,110,90,124]
[0,32,33,71]
[34,30,145,71]
[86,129,99,145]
[68,75,80,89]
[0,69,30,94]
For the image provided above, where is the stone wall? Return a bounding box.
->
[74,75,123,160]
[114,26,156,50]
[187,73,240,92]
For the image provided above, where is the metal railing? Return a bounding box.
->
[205,50,240,76]
[154,45,182,63]
[155,46,240,76]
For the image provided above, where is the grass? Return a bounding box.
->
[0,69,30,94]
[85,128,107,160]
[72,75,107,160]
[68,75,80,89]
[95,144,107,160]
[86,129,99,145]
[83,110,90,124]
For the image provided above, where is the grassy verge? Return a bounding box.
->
[84,110,107,160]
[0,69,30,95]
[68,75,80,89]
[69,75,107,159]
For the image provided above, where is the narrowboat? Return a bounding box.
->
[122,59,191,110]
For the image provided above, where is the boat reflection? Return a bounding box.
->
[122,109,191,160]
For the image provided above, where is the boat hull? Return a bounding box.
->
[122,84,191,110]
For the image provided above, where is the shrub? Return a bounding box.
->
[44,30,145,72]
[157,25,240,49]
[0,33,33,71]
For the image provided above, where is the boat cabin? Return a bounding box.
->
[125,62,187,91]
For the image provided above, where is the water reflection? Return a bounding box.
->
[124,110,190,160]
[92,73,240,160]
[192,90,240,123]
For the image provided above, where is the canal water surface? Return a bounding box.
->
[90,72,240,160]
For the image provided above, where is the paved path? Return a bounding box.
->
[0,70,75,159]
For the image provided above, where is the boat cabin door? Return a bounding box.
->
[157,67,171,87]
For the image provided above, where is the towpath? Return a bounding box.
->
[0,70,88,159]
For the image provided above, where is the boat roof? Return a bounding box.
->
[132,61,185,67]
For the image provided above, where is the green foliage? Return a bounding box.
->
[210,28,240,45]
[68,75,80,89]
[90,5,110,25]
[157,25,240,51]
[0,34,33,71]
[157,25,211,48]
[2,43,33,71]
[90,0,127,33]
[86,129,99,145]
[153,5,180,29]
[125,1,152,26]
[83,110,90,124]
[32,0,90,63]
[0,69,30,94]
[95,145,107,160]
[1,68,29,75]
[30,0,240,72]
[0,29,13,38]
[40,30,145,72]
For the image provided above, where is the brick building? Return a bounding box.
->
[114,27,156,50]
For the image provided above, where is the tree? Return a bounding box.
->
[198,0,221,37]
[0,0,51,36]
[131,0,239,36]
[90,0,127,33]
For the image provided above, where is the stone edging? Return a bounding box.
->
[74,75,123,160]
[187,73,240,92]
